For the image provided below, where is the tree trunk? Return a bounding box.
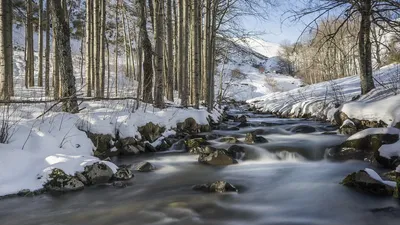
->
[98,0,106,97]
[0,0,12,100]
[38,0,44,87]
[52,26,60,99]
[26,0,34,87]
[153,0,165,108]
[115,2,119,96]
[203,0,211,106]
[138,0,153,103]
[49,0,78,113]
[85,0,92,97]
[45,0,50,96]
[181,0,189,107]
[358,0,375,95]
[191,0,200,108]
[178,0,183,98]
[94,0,100,96]
[166,0,174,101]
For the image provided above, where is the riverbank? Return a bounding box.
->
[0,100,222,198]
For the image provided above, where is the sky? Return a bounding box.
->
[241,1,318,45]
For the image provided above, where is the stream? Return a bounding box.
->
[0,110,399,225]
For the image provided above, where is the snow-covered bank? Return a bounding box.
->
[0,101,221,197]
[249,64,400,125]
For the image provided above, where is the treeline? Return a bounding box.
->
[0,0,272,112]
[281,17,400,84]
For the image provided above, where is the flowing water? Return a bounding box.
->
[1,111,399,225]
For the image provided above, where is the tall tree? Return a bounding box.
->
[38,0,44,87]
[25,0,34,87]
[166,0,174,101]
[44,0,50,96]
[0,0,13,100]
[49,0,78,113]
[85,0,92,96]
[153,0,165,108]
[138,0,153,103]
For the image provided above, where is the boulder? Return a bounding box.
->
[135,161,155,172]
[234,115,247,123]
[185,138,207,148]
[289,125,316,134]
[227,145,246,160]
[177,118,199,134]
[112,181,128,188]
[341,170,394,196]
[86,132,117,158]
[333,111,349,126]
[113,168,133,181]
[170,139,187,151]
[44,168,84,192]
[75,172,89,185]
[244,132,268,144]
[193,181,238,193]
[330,130,399,163]
[220,136,239,144]
[144,142,157,152]
[190,146,216,155]
[138,122,166,143]
[117,137,141,155]
[339,119,358,135]
[394,171,400,199]
[83,162,114,185]
[198,150,237,166]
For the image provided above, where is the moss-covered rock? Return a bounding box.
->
[245,132,268,144]
[44,168,84,192]
[341,170,394,196]
[227,145,246,160]
[177,118,199,134]
[190,146,216,155]
[219,136,239,144]
[193,181,238,193]
[394,172,400,199]
[86,132,117,158]
[83,163,114,185]
[185,138,207,148]
[198,150,237,166]
[113,168,133,181]
[331,131,399,163]
[138,122,166,143]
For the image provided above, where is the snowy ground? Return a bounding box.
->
[0,100,221,197]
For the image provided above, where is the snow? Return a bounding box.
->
[341,95,400,126]
[0,102,220,197]
[397,166,400,173]
[0,113,112,196]
[340,119,355,128]
[234,38,282,58]
[347,127,400,141]
[364,168,396,188]
[249,64,400,123]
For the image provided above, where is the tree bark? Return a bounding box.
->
[45,0,50,96]
[166,0,174,101]
[139,0,153,103]
[85,0,92,97]
[153,0,165,108]
[358,0,375,95]
[38,0,44,87]
[0,0,12,100]
[49,0,78,113]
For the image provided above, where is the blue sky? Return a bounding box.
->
[241,1,320,44]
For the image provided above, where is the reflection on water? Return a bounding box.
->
[0,113,399,225]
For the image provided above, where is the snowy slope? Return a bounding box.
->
[248,63,400,125]
[234,38,282,58]
[215,38,302,101]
